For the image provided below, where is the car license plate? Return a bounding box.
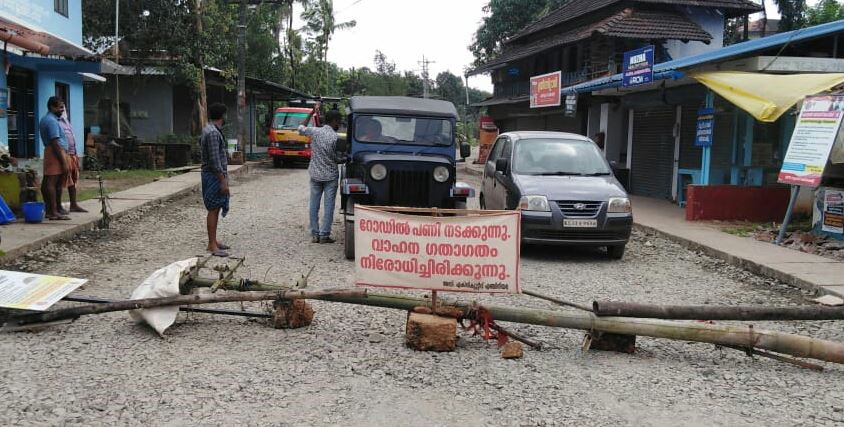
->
[563,219,597,228]
[282,151,301,156]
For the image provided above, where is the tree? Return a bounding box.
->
[806,0,844,26]
[83,0,284,133]
[302,0,356,94]
[469,0,566,66]
[773,0,808,31]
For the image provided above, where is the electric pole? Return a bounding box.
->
[237,0,247,154]
[419,55,435,99]
[228,0,285,154]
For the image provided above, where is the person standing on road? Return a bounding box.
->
[298,109,342,243]
[57,109,88,214]
[200,103,232,257]
[38,96,70,221]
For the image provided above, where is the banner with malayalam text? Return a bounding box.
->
[530,71,561,109]
[355,206,521,293]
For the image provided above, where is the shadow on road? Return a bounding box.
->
[519,244,615,263]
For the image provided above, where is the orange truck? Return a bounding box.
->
[267,101,322,167]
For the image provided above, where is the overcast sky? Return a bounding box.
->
[295,0,492,92]
[296,0,821,95]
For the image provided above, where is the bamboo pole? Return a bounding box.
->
[593,301,844,321]
[5,289,365,327]
[46,276,844,365]
[309,293,844,365]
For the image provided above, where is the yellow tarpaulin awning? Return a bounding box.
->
[691,71,844,122]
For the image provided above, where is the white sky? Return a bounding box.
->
[295,0,492,92]
[295,0,823,95]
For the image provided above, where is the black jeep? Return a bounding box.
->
[338,96,473,259]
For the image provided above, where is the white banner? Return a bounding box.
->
[355,206,521,293]
[0,270,86,311]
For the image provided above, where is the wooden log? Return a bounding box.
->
[5,289,365,327]
[405,312,457,352]
[593,301,844,321]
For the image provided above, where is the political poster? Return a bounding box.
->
[0,270,86,311]
[823,189,844,234]
[354,206,521,293]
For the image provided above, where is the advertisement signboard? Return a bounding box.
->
[695,108,715,147]
[564,94,577,118]
[530,71,562,109]
[355,206,521,294]
[623,46,655,88]
[778,95,844,187]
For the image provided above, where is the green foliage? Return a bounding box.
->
[773,0,808,31]
[806,0,844,26]
[83,0,283,90]
[469,0,566,67]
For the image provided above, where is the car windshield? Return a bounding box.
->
[273,112,310,130]
[354,115,452,146]
[513,138,611,175]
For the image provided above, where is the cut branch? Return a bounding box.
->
[6,289,365,327]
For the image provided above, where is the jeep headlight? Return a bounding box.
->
[519,195,550,212]
[433,166,450,183]
[370,163,387,181]
[608,197,632,213]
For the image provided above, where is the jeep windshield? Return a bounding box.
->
[514,138,611,176]
[354,115,452,146]
[273,112,310,130]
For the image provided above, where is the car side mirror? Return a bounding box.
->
[495,158,509,173]
[460,142,471,159]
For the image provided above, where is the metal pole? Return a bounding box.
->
[114,0,121,138]
[776,185,801,245]
[236,0,247,153]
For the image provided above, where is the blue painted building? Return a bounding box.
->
[0,0,100,159]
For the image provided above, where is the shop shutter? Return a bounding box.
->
[631,106,676,199]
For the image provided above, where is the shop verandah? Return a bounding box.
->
[563,20,844,222]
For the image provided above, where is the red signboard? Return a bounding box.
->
[530,71,561,109]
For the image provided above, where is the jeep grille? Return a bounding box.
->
[389,170,431,207]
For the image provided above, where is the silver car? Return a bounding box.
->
[480,131,633,259]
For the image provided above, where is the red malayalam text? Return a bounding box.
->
[425,243,498,258]
[359,254,510,281]
[371,239,420,255]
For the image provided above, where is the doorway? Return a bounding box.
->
[7,67,36,158]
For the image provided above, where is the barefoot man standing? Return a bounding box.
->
[200,103,231,257]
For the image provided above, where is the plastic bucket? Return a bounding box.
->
[22,202,45,223]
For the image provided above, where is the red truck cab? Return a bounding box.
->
[267,102,321,167]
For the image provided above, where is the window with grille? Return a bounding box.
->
[55,0,68,17]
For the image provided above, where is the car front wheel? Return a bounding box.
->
[607,244,626,260]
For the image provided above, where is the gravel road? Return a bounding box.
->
[1,164,842,426]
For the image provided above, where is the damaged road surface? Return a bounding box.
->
[1,164,843,426]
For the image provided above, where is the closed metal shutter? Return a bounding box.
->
[631,106,675,199]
